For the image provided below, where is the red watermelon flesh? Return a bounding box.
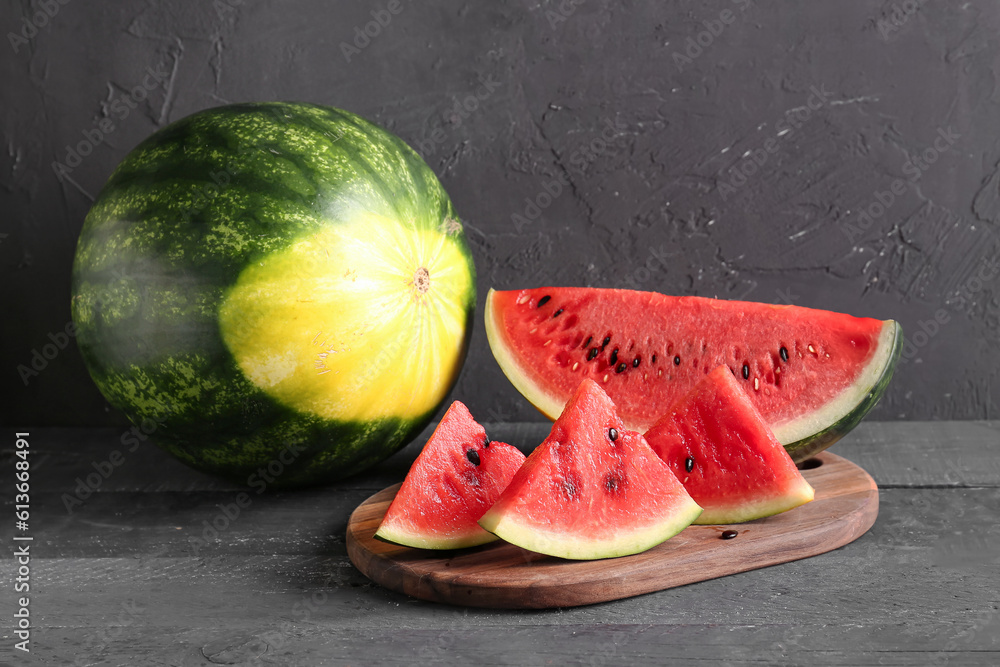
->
[644,365,815,524]
[375,401,525,550]
[486,287,901,460]
[478,378,702,560]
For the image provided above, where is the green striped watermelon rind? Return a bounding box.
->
[71,102,477,488]
[779,319,903,462]
[485,289,903,464]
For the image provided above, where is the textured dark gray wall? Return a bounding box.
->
[2,0,998,426]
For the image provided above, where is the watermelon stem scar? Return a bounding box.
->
[412,266,430,295]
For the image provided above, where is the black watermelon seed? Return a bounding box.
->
[780,346,789,362]
[537,295,551,307]
[553,308,564,318]
[651,354,657,363]
[633,356,641,368]
[721,530,738,540]
[587,347,599,361]
[609,348,619,366]
[742,363,750,379]
[602,336,611,349]
[685,456,694,473]
[674,355,681,366]
[466,449,481,466]
[608,428,618,441]
[615,362,627,373]
[605,476,618,492]
[583,336,593,348]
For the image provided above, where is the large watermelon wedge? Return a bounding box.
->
[644,365,815,524]
[71,103,476,487]
[485,287,902,461]
[479,378,702,560]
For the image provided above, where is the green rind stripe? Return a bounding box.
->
[161,412,437,488]
[81,103,461,268]
[72,102,476,487]
[76,102,475,304]
[784,321,904,462]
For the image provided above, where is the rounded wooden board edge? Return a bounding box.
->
[345,451,879,609]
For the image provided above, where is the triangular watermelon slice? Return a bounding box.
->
[644,365,815,524]
[375,401,525,549]
[479,379,702,560]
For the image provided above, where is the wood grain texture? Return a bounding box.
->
[346,451,878,608]
[4,424,998,665]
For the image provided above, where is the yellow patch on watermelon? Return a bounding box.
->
[218,215,473,422]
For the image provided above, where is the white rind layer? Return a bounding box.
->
[769,320,898,446]
[485,289,900,449]
[478,495,703,561]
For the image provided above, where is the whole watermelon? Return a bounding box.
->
[71,102,476,488]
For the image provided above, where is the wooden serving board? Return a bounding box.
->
[346,450,878,609]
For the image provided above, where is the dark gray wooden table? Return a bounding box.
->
[3,421,998,666]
